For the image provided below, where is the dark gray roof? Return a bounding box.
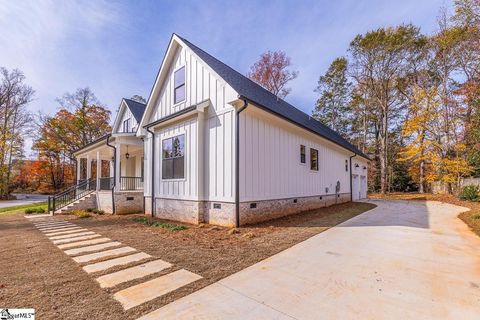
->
[177,35,369,160]
[123,98,147,123]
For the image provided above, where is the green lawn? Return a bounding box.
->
[0,202,48,216]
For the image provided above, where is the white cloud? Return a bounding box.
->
[0,0,129,156]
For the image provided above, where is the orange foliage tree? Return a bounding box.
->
[33,88,111,191]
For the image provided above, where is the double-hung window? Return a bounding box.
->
[123,118,131,133]
[162,134,185,179]
[300,145,306,164]
[174,66,186,104]
[310,148,319,171]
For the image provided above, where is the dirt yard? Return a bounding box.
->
[0,202,375,320]
[370,192,480,238]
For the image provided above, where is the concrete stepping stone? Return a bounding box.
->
[24,214,51,219]
[36,221,74,226]
[45,228,89,237]
[57,237,111,249]
[35,222,72,228]
[73,247,136,263]
[113,269,202,310]
[52,234,100,244]
[49,231,95,240]
[39,225,78,232]
[40,225,80,231]
[34,221,68,226]
[96,259,173,288]
[83,252,151,274]
[64,241,122,256]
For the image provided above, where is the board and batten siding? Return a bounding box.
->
[151,45,237,121]
[144,43,237,203]
[115,104,138,133]
[239,107,353,202]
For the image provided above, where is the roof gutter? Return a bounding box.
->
[349,153,357,202]
[106,135,116,214]
[146,126,155,217]
[235,99,248,228]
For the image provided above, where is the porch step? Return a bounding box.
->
[53,193,96,214]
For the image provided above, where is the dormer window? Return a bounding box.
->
[123,118,131,133]
[174,66,186,104]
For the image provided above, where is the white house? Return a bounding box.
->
[56,34,369,227]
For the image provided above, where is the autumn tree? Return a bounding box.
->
[398,87,443,192]
[33,88,111,191]
[0,68,34,199]
[313,57,352,137]
[349,24,426,193]
[247,50,298,98]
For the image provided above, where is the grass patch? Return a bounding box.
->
[130,216,187,231]
[0,202,47,216]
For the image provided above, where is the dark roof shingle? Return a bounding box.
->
[177,35,369,160]
[123,98,147,123]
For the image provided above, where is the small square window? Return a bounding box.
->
[300,145,306,164]
[174,66,186,104]
[310,148,318,171]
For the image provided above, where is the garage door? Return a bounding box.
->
[352,174,360,201]
[360,175,367,199]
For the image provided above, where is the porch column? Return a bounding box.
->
[86,154,92,180]
[76,157,81,184]
[115,145,121,191]
[96,151,101,191]
[109,160,114,178]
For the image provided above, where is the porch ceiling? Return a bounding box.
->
[76,145,114,160]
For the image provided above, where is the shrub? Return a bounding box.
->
[92,209,105,215]
[86,208,94,212]
[151,222,187,231]
[473,214,480,220]
[130,216,187,231]
[72,210,91,218]
[459,185,480,202]
[24,207,46,214]
[130,216,149,224]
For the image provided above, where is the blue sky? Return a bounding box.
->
[0,0,446,155]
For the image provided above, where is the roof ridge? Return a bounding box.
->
[175,34,369,160]
[123,97,146,105]
[177,35,290,107]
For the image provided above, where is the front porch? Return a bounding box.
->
[52,134,146,214]
[75,135,144,193]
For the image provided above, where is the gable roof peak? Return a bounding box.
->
[176,35,369,160]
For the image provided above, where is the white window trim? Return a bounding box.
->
[310,147,319,172]
[123,118,131,133]
[172,64,187,107]
[299,144,307,166]
[160,132,187,182]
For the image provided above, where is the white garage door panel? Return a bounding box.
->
[352,175,360,201]
[360,176,367,199]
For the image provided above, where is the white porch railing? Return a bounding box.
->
[119,177,143,191]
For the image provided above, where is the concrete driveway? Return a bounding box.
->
[140,200,480,320]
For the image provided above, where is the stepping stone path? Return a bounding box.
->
[27,216,202,318]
